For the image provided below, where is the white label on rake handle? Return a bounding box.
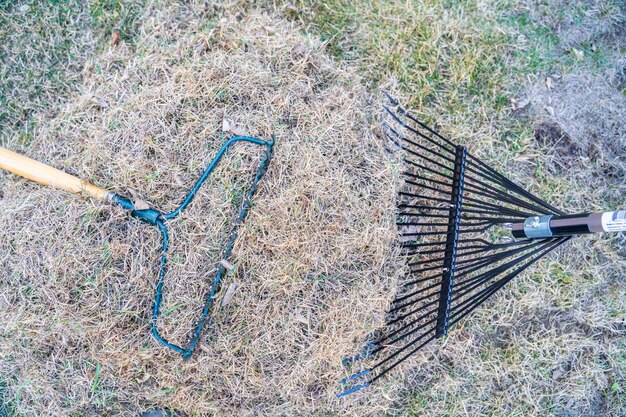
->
[601,211,626,232]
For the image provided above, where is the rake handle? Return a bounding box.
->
[0,147,110,200]
[512,211,626,238]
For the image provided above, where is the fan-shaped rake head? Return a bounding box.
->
[336,94,624,397]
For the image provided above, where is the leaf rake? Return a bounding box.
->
[337,94,625,397]
[0,136,273,359]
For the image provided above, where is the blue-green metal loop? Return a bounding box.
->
[164,136,271,220]
[113,135,274,358]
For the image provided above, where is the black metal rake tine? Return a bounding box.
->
[389,287,442,313]
[382,91,457,150]
[452,239,546,280]
[380,307,439,344]
[401,271,445,288]
[398,203,450,211]
[462,195,534,218]
[455,239,535,258]
[449,238,570,323]
[403,247,449,256]
[396,211,448,219]
[451,239,554,298]
[369,332,439,384]
[399,191,450,204]
[461,215,522,224]
[401,241,446,249]
[463,181,552,216]
[403,171,452,188]
[392,280,443,304]
[403,179,453,197]
[383,122,456,166]
[377,316,439,352]
[403,158,455,182]
[383,102,456,155]
[465,155,566,216]
[407,254,447,267]
[386,297,441,327]
[399,221,451,228]
[461,204,530,219]
[409,263,447,275]
[452,241,543,271]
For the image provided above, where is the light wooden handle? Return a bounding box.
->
[0,147,110,200]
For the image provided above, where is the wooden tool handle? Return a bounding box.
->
[0,147,110,200]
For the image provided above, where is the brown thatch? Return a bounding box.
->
[0,9,405,416]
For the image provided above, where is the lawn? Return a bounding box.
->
[0,1,624,416]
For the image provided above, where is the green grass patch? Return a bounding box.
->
[0,377,18,417]
[501,0,624,77]
[0,0,145,143]
[89,0,145,45]
[286,0,516,151]
[0,1,92,137]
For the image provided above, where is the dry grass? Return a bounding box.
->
[0,5,399,416]
[0,0,624,416]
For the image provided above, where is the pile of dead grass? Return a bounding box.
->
[0,6,403,416]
